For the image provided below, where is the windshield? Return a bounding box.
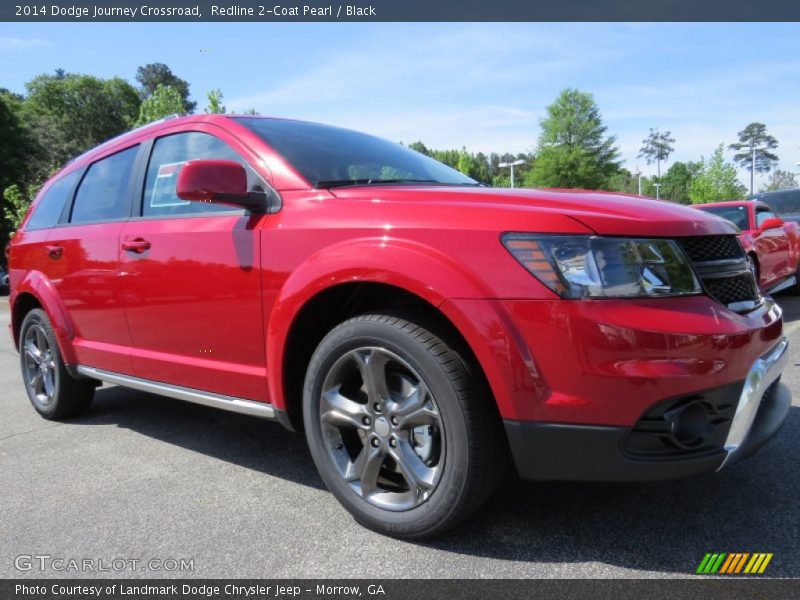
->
[697,205,748,230]
[749,190,800,216]
[236,118,478,188]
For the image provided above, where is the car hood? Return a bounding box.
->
[328,186,738,237]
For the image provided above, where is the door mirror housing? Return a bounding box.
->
[176,160,265,212]
[758,217,783,232]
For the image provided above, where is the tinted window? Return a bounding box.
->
[236,118,478,188]
[142,132,252,217]
[71,146,138,224]
[699,205,748,230]
[25,170,80,231]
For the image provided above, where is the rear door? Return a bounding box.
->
[119,128,269,401]
[754,206,791,285]
[43,145,141,373]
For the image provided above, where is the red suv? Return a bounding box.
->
[7,115,790,538]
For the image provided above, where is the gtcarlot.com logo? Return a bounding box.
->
[696,552,773,575]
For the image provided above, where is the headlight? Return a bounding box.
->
[502,234,701,299]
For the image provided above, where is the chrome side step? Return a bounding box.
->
[76,366,276,420]
[766,276,796,295]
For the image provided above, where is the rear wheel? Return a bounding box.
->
[303,312,506,538]
[19,309,94,419]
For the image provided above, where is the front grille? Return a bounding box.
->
[704,274,759,307]
[680,235,744,262]
[678,235,760,312]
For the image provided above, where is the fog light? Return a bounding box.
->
[665,401,711,449]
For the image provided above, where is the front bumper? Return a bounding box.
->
[504,336,790,481]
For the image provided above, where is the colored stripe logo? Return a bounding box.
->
[696,553,773,574]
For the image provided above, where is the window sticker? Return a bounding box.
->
[150,161,189,207]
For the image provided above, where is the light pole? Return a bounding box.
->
[499,159,525,189]
[741,139,767,195]
[653,183,662,199]
[633,167,643,196]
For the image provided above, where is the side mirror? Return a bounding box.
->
[759,217,783,232]
[176,160,265,212]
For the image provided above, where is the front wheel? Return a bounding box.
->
[19,309,94,419]
[303,313,506,538]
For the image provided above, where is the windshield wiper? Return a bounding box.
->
[316,178,459,189]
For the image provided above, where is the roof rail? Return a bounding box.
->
[65,113,184,166]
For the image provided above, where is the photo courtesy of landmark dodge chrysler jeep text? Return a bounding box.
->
[6,115,791,538]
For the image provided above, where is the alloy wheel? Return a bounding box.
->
[22,324,57,407]
[319,346,445,511]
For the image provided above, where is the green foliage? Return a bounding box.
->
[761,169,799,192]
[689,145,747,204]
[135,63,195,112]
[526,88,621,189]
[204,89,226,114]
[408,141,532,186]
[2,183,39,232]
[135,85,185,126]
[638,128,675,178]
[659,161,701,205]
[729,122,779,173]
[0,91,36,192]
[456,148,475,176]
[243,107,260,115]
[23,71,141,176]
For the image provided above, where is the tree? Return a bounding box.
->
[729,122,779,194]
[638,128,675,197]
[659,161,702,205]
[204,89,226,114]
[2,183,39,232]
[22,71,140,179]
[526,88,621,189]
[135,85,185,126]
[761,169,799,192]
[243,107,260,115]
[689,145,747,204]
[135,63,195,112]
[456,148,475,176]
[0,91,36,192]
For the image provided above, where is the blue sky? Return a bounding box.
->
[1,22,798,185]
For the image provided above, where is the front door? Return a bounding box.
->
[120,130,268,401]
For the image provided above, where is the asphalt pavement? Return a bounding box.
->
[1,296,799,579]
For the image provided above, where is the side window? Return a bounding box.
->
[756,209,778,228]
[25,170,80,231]
[142,132,251,217]
[71,146,139,224]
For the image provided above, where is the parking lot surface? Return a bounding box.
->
[1,296,799,579]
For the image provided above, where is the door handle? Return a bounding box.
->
[121,239,151,254]
[46,245,63,259]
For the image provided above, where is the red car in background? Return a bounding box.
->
[697,200,800,294]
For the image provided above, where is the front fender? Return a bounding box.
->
[265,237,494,411]
[11,271,77,364]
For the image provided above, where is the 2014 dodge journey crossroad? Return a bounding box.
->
[7,115,791,538]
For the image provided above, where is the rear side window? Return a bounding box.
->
[25,170,80,231]
[756,208,778,227]
[70,145,139,224]
[142,132,246,217]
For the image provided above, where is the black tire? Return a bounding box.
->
[303,312,507,539]
[19,308,94,420]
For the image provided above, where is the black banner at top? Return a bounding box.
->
[3,0,800,22]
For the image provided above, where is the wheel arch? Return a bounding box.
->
[267,239,498,431]
[11,272,77,364]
